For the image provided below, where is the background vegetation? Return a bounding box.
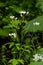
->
[0,0,43,65]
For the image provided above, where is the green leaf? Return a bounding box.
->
[9,42,14,48]
[0,2,5,7]
[29,62,43,65]
[37,48,43,56]
[37,0,43,11]
[8,59,18,65]
[9,5,23,13]
[8,59,24,65]
[0,29,9,37]
[18,59,24,65]
[22,15,43,35]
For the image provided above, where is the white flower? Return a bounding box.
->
[19,11,26,14]
[9,33,14,36]
[33,54,40,61]
[9,33,12,36]
[33,21,40,26]
[33,53,43,61]
[10,16,14,19]
[9,33,16,38]
[20,14,23,17]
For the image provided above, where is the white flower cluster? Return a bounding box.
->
[33,21,40,26]
[9,33,16,38]
[10,11,29,18]
[10,16,18,20]
[19,11,29,17]
[33,54,43,61]
[10,16,15,19]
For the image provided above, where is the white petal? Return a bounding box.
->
[19,11,26,14]
[26,11,29,14]
[13,33,16,38]
[20,14,23,17]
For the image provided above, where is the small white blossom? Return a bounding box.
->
[19,11,26,14]
[19,11,29,16]
[9,33,12,36]
[33,54,40,61]
[9,33,16,38]
[10,16,14,19]
[33,21,40,26]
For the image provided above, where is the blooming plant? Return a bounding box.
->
[0,0,43,65]
[33,54,43,61]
